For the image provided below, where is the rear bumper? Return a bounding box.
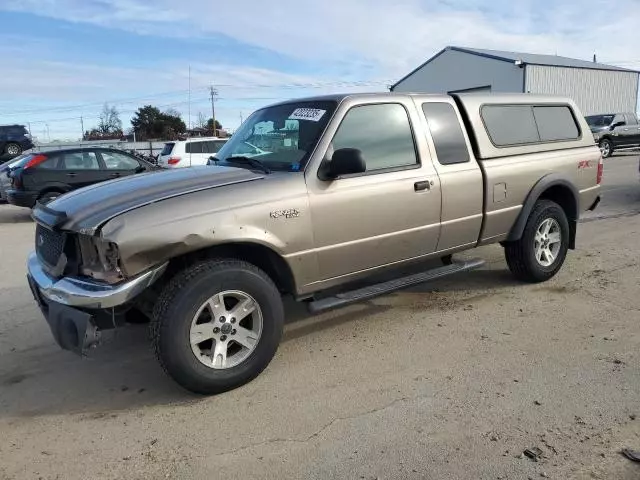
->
[7,189,37,208]
[27,251,167,309]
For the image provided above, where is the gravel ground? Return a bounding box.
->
[0,155,639,480]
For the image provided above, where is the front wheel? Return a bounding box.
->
[504,200,570,283]
[599,139,613,158]
[151,259,284,394]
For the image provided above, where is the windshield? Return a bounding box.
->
[585,115,614,127]
[215,101,337,171]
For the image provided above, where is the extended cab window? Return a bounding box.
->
[482,104,579,146]
[422,102,469,165]
[332,103,417,171]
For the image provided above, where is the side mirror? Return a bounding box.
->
[611,121,625,130]
[326,148,366,179]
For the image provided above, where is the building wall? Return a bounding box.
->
[393,49,524,94]
[525,65,639,115]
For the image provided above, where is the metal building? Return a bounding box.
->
[391,46,639,115]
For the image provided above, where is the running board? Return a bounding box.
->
[307,258,485,314]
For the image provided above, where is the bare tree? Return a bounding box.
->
[196,112,208,129]
[97,104,122,135]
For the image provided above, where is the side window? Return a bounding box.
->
[101,151,140,170]
[60,152,100,170]
[422,102,470,165]
[625,114,637,125]
[533,106,580,141]
[332,103,417,171]
[186,141,204,154]
[481,105,539,146]
[36,156,61,170]
[613,114,626,127]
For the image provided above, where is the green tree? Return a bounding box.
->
[131,105,186,140]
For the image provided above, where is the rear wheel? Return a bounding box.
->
[4,143,21,157]
[151,259,284,394]
[504,200,569,283]
[599,138,613,158]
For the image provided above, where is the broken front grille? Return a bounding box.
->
[35,224,66,269]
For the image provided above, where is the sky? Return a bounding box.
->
[0,0,639,141]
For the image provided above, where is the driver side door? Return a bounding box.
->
[305,99,442,284]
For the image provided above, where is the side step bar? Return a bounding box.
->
[307,258,485,314]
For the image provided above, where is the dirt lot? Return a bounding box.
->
[0,156,639,480]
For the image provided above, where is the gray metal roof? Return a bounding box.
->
[391,46,639,89]
[451,46,637,72]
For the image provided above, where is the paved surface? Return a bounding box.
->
[0,156,639,480]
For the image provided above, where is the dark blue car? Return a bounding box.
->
[0,124,34,159]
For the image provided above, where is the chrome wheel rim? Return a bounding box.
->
[534,218,561,267]
[6,144,19,156]
[600,141,610,157]
[190,290,263,369]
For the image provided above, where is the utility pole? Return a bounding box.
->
[188,65,192,131]
[210,85,218,137]
[239,111,243,125]
[80,116,85,141]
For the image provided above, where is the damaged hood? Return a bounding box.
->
[32,166,264,234]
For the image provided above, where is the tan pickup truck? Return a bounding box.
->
[27,93,602,394]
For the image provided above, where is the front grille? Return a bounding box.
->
[35,224,65,268]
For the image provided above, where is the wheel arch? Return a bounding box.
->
[164,242,297,295]
[507,175,579,249]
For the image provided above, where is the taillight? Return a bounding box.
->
[596,156,604,185]
[168,156,181,165]
[24,154,47,169]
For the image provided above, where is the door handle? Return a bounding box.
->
[66,172,77,177]
[110,172,121,178]
[414,181,430,192]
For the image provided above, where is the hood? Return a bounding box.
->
[32,166,264,234]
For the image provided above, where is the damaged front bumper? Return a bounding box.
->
[27,252,166,354]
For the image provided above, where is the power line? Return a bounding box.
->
[0,80,392,116]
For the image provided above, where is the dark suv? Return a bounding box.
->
[0,124,34,159]
[586,113,640,158]
[6,148,158,208]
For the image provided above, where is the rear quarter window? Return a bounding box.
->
[481,104,580,146]
[186,141,204,154]
[160,143,175,156]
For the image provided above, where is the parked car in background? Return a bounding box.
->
[6,148,158,208]
[0,154,28,201]
[158,137,227,168]
[0,124,34,159]
[586,113,640,158]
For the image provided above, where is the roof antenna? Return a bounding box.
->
[593,52,597,63]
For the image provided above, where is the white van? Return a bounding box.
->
[158,137,227,168]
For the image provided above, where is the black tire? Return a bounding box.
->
[504,199,570,283]
[599,138,613,158]
[4,142,21,157]
[38,191,62,205]
[151,259,284,394]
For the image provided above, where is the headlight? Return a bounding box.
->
[78,235,124,283]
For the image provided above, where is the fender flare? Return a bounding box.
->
[506,174,579,248]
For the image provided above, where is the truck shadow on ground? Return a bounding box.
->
[0,204,32,224]
[0,261,519,419]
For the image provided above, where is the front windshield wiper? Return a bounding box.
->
[222,156,271,174]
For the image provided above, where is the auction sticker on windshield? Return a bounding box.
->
[289,108,326,122]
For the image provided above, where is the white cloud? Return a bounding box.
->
[4,0,640,77]
[3,0,640,138]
